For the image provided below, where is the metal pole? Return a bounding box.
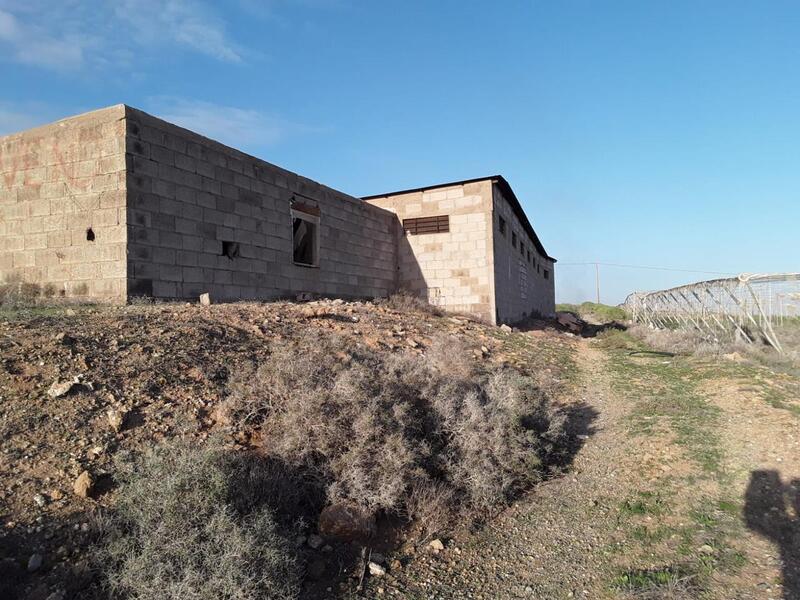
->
[595,263,600,304]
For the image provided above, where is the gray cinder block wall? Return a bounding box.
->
[1,105,555,322]
[0,105,128,301]
[364,176,556,324]
[363,180,496,320]
[490,182,556,322]
[0,105,397,303]
[124,107,396,301]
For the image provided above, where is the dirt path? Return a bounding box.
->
[367,334,800,599]
[366,340,643,598]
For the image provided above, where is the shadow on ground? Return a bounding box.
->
[744,470,800,600]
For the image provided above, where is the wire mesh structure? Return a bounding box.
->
[624,273,800,353]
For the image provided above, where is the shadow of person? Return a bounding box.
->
[744,470,800,599]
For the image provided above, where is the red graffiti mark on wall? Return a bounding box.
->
[0,139,38,189]
[48,140,92,193]
[0,137,93,193]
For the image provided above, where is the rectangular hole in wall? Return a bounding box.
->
[292,211,319,267]
[221,240,240,260]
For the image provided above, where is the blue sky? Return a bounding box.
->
[2,0,798,304]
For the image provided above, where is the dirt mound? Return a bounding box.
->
[0,300,576,599]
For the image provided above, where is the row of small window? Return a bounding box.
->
[498,216,549,279]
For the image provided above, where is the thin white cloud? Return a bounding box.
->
[115,0,242,63]
[147,97,316,149]
[0,8,86,70]
[0,1,242,72]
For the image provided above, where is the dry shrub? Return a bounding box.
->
[0,278,43,308]
[226,330,565,534]
[403,480,455,540]
[381,290,443,316]
[99,440,299,600]
[595,328,636,350]
[628,323,800,370]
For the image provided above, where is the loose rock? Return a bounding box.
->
[73,470,94,498]
[47,380,76,399]
[27,553,43,572]
[106,408,127,432]
[368,561,386,577]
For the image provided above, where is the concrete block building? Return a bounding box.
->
[364,177,556,323]
[0,104,555,324]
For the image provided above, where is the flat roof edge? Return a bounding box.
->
[363,175,555,262]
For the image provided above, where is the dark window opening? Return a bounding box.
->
[527,249,531,263]
[498,216,506,236]
[86,228,95,242]
[511,232,517,248]
[293,215,318,266]
[402,215,449,235]
[544,269,549,280]
[221,240,240,260]
[520,242,525,256]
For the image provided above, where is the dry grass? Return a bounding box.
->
[224,330,565,535]
[98,440,299,600]
[380,290,444,316]
[628,323,800,370]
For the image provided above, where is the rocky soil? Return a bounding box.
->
[0,299,575,599]
[2,300,798,599]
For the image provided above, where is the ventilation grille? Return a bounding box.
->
[402,215,450,235]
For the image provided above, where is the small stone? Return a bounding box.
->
[428,539,445,552]
[199,293,212,306]
[47,380,75,398]
[106,408,126,432]
[370,552,386,564]
[73,471,94,498]
[307,534,324,550]
[500,324,513,333]
[698,544,714,554]
[368,561,386,577]
[390,559,402,571]
[33,493,47,507]
[27,553,43,572]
